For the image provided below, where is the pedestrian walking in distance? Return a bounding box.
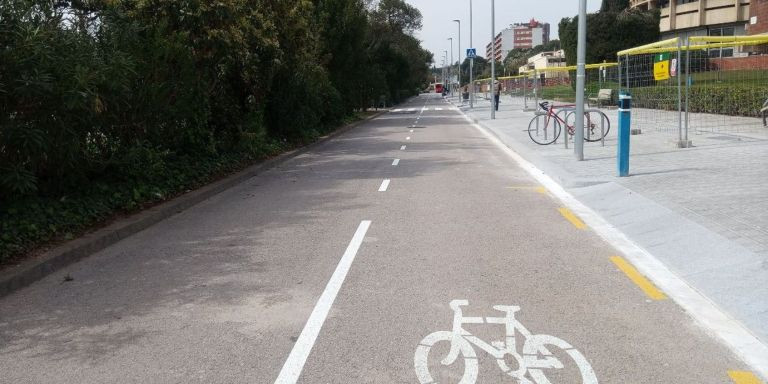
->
[494,81,502,111]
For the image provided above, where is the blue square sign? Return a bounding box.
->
[466,48,476,59]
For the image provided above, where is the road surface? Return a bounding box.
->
[0,94,759,383]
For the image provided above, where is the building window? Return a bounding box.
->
[677,0,698,4]
[708,27,734,58]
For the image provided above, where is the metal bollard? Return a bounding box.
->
[617,93,631,177]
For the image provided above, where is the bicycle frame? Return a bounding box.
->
[539,103,577,133]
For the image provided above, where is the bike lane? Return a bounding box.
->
[288,95,753,383]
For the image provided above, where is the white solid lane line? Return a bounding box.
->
[378,179,391,192]
[400,145,406,150]
[274,220,372,384]
[392,159,400,166]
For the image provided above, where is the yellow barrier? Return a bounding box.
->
[618,35,768,56]
[617,38,679,56]
[475,62,619,83]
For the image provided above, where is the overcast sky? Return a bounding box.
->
[406,0,602,63]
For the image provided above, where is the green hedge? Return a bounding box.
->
[0,0,429,264]
[0,146,286,262]
[631,84,768,117]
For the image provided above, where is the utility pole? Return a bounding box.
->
[453,19,461,101]
[469,0,474,108]
[444,50,448,91]
[448,37,454,98]
[574,0,587,160]
[490,0,495,120]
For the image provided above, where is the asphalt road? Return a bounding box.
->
[0,94,758,383]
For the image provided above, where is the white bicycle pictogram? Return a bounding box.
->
[414,300,598,384]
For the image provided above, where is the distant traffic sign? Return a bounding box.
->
[467,48,477,59]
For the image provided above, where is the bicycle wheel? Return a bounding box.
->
[565,112,611,142]
[584,111,610,142]
[528,114,561,145]
[414,331,478,384]
[523,334,598,384]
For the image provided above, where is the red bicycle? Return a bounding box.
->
[528,102,610,145]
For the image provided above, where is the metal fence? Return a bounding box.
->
[475,63,620,112]
[618,35,768,143]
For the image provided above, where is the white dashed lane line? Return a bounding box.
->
[378,179,391,192]
[392,159,400,166]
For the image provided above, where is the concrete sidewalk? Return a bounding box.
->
[454,94,768,345]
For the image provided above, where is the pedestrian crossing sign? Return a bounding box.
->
[467,48,477,59]
[654,53,670,81]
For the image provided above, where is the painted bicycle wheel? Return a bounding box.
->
[414,331,478,384]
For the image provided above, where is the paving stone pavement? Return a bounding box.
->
[461,94,768,257]
[456,93,768,342]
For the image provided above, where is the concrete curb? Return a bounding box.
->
[0,111,387,298]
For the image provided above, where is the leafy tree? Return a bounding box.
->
[600,0,630,12]
[460,56,488,85]
[316,0,370,114]
[559,0,659,65]
[503,40,562,76]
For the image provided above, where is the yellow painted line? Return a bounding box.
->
[558,207,587,230]
[728,371,764,384]
[610,256,667,300]
[506,186,549,195]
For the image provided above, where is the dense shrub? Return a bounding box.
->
[630,85,768,116]
[0,0,431,262]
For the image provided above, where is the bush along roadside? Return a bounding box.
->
[0,144,285,264]
[0,0,432,265]
[630,85,768,117]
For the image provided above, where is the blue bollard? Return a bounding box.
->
[617,93,631,177]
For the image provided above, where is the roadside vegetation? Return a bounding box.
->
[0,0,433,263]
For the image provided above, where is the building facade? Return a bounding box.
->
[750,0,768,35]
[628,0,765,38]
[518,50,567,78]
[485,19,550,62]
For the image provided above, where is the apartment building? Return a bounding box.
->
[628,0,767,38]
[485,19,550,61]
[517,50,567,74]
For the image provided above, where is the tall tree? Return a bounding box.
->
[559,2,659,65]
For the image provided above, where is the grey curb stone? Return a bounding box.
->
[0,111,386,298]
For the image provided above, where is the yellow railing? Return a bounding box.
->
[474,63,618,83]
[617,36,768,56]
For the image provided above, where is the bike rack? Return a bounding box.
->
[586,108,608,148]
[559,107,607,149]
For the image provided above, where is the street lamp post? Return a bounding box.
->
[443,52,448,91]
[490,0,495,120]
[574,0,587,160]
[469,0,474,108]
[444,50,448,93]
[453,19,461,102]
[447,38,454,98]
[441,58,446,87]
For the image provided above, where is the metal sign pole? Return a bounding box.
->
[490,0,496,120]
[574,0,587,160]
[469,0,474,108]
